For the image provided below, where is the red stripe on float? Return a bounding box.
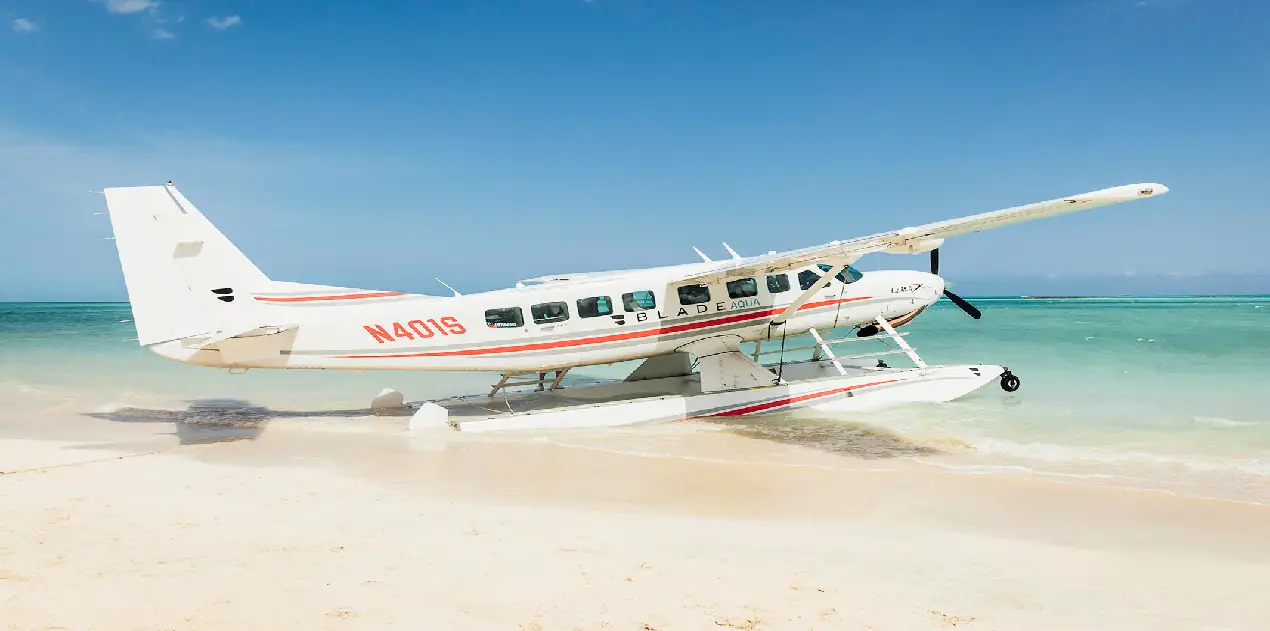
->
[701,379,900,417]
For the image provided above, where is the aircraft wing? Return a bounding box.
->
[672,182,1168,284]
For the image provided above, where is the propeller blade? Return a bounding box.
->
[943,289,982,319]
[930,248,940,275]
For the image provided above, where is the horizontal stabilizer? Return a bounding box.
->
[194,323,298,349]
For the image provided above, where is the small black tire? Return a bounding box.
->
[1000,371,1021,393]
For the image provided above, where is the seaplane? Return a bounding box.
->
[103,181,1168,432]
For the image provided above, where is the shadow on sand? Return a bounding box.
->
[81,399,936,459]
[84,399,413,445]
[711,414,942,459]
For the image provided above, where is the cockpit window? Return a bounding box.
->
[816,263,863,284]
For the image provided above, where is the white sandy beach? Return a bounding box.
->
[3,400,1269,631]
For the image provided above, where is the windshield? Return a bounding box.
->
[816,263,863,284]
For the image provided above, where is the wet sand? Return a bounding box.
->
[3,404,1270,630]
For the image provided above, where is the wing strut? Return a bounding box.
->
[769,263,846,326]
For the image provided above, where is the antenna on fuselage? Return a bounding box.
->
[434,278,462,296]
[692,247,712,262]
[721,242,742,260]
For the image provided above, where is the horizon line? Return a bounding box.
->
[4,293,1270,305]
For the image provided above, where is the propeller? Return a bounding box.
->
[931,248,981,320]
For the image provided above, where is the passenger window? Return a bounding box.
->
[577,296,614,318]
[726,278,758,299]
[677,284,711,305]
[798,270,822,291]
[817,263,864,284]
[485,307,524,328]
[531,302,570,324]
[767,274,790,293]
[622,291,656,312]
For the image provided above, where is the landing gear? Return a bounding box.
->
[1000,369,1021,393]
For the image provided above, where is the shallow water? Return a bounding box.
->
[2,298,1269,502]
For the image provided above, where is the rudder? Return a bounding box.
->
[104,182,270,345]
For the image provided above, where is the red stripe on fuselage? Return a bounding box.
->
[335,296,872,359]
[255,291,406,303]
[700,379,900,417]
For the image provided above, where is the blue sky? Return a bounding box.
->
[1,0,1267,300]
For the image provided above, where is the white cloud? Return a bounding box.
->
[207,15,242,30]
[93,0,160,14]
[11,18,38,32]
[90,0,178,39]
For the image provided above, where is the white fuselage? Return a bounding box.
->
[151,263,944,372]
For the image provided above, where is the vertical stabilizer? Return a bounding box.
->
[104,183,270,345]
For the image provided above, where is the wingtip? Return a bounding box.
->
[1129,182,1168,196]
[1082,182,1170,200]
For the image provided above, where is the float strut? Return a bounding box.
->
[807,327,847,376]
[875,316,926,368]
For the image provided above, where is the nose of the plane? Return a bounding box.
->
[918,272,945,303]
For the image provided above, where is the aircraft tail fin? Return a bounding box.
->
[103,183,271,346]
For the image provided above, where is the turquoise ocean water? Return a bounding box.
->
[2,298,1268,501]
